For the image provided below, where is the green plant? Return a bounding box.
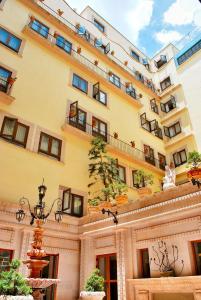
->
[187,151,201,169]
[88,198,101,207]
[134,169,154,187]
[0,259,32,296]
[88,137,127,204]
[85,269,104,292]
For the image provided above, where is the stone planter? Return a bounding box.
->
[137,187,152,198]
[116,195,128,205]
[160,270,175,277]
[0,296,33,300]
[79,291,105,300]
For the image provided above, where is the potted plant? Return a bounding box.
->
[88,137,128,209]
[130,141,135,148]
[88,198,101,214]
[124,61,128,66]
[94,60,99,66]
[57,9,64,16]
[80,269,105,300]
[0,259,33,300]
[134,169,154,197]
[187,151,201,180]
[77,47,82,54]
[113,132,118,139]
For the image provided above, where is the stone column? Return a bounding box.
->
[116,229,127,300]
[79,236,95,291]
[19,229,32,276]
[195,291,201,300]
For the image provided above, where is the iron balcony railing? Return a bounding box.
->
[34,0,158,95]
[28,20,142,102]
[67,117,165,171]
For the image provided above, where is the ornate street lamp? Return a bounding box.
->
[16,179,62,225]
[101,208,118,224]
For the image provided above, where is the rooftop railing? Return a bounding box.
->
[28,20,142,102]
[35,0,158,95]
[67,116,165,171]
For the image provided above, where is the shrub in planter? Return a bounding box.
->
[80,269,105,300]
[134,169,154,197]
[0,259,32,299]
[187,151,201,182]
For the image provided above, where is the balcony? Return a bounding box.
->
[164,125,193,149]
[63,116,164,173]
[24,20,143,108]
[32,0,158,96]
[0,77,15,105]
[140,113,163,140]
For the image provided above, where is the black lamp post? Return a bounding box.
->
[102,208,118,224]
[16,179,63,225]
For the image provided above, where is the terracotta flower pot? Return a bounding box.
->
[80,291,105,300]
[99,201,112,210]
[137,187,152,198]
[116,195,128,205]
[187,168,201,180]
[77,47,81,54]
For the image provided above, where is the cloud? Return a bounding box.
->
[163,0,201,27]
[126,0,154,44]
[155,29,183,46]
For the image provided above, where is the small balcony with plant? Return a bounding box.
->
[0,67,16,104]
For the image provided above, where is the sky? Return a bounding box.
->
[65,0,201,57]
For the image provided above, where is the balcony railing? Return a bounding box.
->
[27,20,142,102]
[0,77,10,93]
[35,0,158,95]
[66,117,164,171]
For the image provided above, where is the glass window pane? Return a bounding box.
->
[100,122,106,134]
[9,36,21,51]
[110,283,118,300]
[15,124,27,143]
[181,150,187,162]
[31,20,40,32]
[40,25,49,37]
[51,139,60,156]
[99,91,106,104]
[2,118,15,137]
[119,166,125,182]
[56,36,64,48]
[73,195,82,216]
[63,190,71,213]
[0,249,13,272]
[98,257,106,279]
[0,28,9,44]
[40,134,49,152]
[110,255,117,280]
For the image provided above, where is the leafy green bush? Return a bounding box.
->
[187,151,201,168]
[134,169,154,187]
[0,259,32,296]
[85,269,104,292]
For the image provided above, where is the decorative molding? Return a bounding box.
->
[95,235,115,249]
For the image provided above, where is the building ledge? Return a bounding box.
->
[159,83,181,98]
[160,106,187,124]
[0,91,15,105]
[164,130,193,149]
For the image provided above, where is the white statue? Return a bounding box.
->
[163,165,176,190]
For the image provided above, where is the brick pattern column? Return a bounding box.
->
[116,229,127,300]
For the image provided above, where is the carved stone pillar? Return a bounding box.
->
[79,236,95,291]
[19,229,32,276]
[116,229,127,300]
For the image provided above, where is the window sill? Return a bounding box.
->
[0,91,15,105]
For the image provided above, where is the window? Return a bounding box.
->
[0,249,13,272]
[139,249,150,278]
[93,82,107,105]
[38,132,62,160]
[118,165,126,183]
[30,19,49,38]
[160,76,171,91]
[160,95,176,113]
[158,153,166,170]
[177,39,201,65]
[140,113,158,133]
[173,149,187,167]
[164,122,181,138]
[97,254,117,300]
[154,55,167,69]
[144,144,155,166]
[126,84,136,99]
[131,50,140,62]
[0,66,11,93]
[109,73,121,88]
[0,117,29,147]
[192,241,201,275]
[56,35,72,54]
[0,27,22,52]
[94,19,105,33]
[132,170,145,188]
[69,102,87,132]
[92,117,107,141]
[72,74,88,94]
[62,189,83,217]
[76,24,90,41]
[150,99,159,114]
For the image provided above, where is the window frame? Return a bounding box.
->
[109,72,121,88]
[0,27,22,53]
[0,248,14,272]
[158,153,166,170]
[94,19,105,33]
[38,132,62,160]
[160,76,171,91]
[164,121,181,138]
[30,18,49,39]
[93,82,107,106]
[118,165,126,183]
[160,96,176,113]
[69,106,87,132]
[92,116,108,142]
[173,149,187,167]
[144,144,155,166]
[132,170,145,189]
[0,116,29,148]
[131,50,140,62]
[0,66,12,93]
[150,99,159,114]
[72,73,88,94]
[62,189,83,217]
[55,34,72,54]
